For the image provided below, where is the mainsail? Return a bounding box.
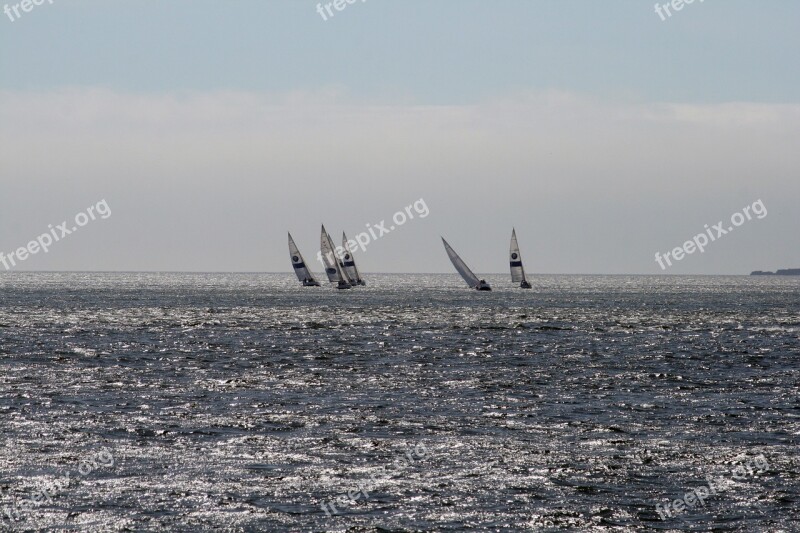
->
[320,225,351,287]
[509,228,527,283]
[288,232,319,286]
[341,232,365,286]
[442,237,481,288]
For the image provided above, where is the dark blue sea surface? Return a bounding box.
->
[1,273,798,531]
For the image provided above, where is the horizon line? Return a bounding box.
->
[0,271,763,276]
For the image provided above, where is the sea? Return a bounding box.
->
[0,273,798,532]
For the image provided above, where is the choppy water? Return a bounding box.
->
[1,273,798,532]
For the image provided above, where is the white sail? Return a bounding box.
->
[442,238,481,288]
[320,225,350,285]
[288,233,319,285]
[510,228,527,283]
[338,257,352,284]
[341,232,364,285]
[337,254,353,285]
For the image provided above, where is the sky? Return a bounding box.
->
[1,0,798,274]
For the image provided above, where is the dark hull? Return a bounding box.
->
[475,280,492,291]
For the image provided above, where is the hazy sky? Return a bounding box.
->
[1,0,798,274]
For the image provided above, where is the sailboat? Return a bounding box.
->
[341,232,366,286]
[510,228,532,289]
[288,232,321,286]
[320,225,352,289]
[441,237,491,291]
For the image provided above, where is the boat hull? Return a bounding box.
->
[475,280,492,291]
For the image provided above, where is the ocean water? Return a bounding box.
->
[0,273,798,532]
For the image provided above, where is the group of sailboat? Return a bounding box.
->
[441,229,532,290]
[289,227,532,291]
[288,225,366,289]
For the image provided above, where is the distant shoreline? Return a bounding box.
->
[750,268,800,276]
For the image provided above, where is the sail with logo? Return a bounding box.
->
[341,232,366,286]
[442,237,491,291]
[510,228,532,289]
[320,225,352,289]
[288,232,321,287]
